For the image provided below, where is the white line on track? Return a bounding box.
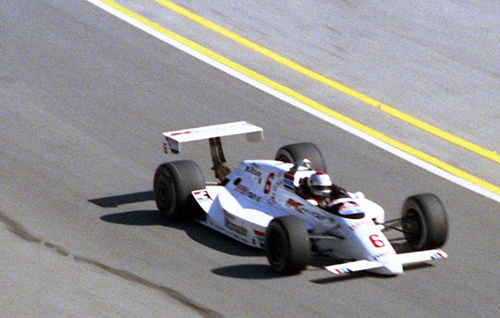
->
[86,0,500,203]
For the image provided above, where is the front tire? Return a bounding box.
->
[275,142,327,172]
[401,193,448,250]
[265,216,310,275]
[153,160,205,220]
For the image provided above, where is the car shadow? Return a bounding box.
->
[212,262,379,282]
[91,191,262,257]
[100,210,163,226]
[90,191,434,281]
[90,191,155,208]
[310,271,371,284]
[211,255,377,281]
[211,264,281,279]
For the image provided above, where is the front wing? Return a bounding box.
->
[325,249,448,275]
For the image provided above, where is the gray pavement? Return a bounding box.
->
[117,0,500,188]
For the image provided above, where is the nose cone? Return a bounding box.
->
[384,263,403,275]
[383,262,404,275]
[371,262,404,276]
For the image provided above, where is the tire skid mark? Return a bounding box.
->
[0,210,224,318]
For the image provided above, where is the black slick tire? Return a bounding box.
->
[275,142,327,172]
[153,160,205,220]
[401,193,448,250]
[265,216,310,275]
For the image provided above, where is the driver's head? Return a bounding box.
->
[307,172,332,198]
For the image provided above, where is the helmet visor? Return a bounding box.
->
[312,185,332,191]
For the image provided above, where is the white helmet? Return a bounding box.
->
[307,172,332,198]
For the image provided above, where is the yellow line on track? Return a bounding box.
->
[99,0,500,196]
[155,0,500,166]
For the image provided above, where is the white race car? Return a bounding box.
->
[153,122,448,276]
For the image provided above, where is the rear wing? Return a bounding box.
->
[163,121,263,154]
[162,121,264,182]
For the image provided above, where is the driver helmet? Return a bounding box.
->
[307,172,332,198]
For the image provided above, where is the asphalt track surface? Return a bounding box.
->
[115,0,500,192]
[1,1,499,317]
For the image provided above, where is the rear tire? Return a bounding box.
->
[275,142,327,172]
[401,193,448,250]
[265,216,310,275]
[153,160,205,220]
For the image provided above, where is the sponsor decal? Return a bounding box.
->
[234,185,263,202]
[247,191,263,202]
[223,210,248,237]
[165,136,180,153]
[234,184,250,195]
[253,229,265,237]
[431,252,445,260]
[286,198,304,213]
[263,173,275,194]
[369,234,386,248]
[194,190,211,201]
[253,229,266,243]
[283,173,295,189]
[245,165,262,179]
[373,252,390,260]
[338,202,363,215]
[170,131,191,136]
[348,220,372,231]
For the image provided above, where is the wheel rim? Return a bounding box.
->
[155,174,176,213]
[268,230,286,268]
[403,208,423,247]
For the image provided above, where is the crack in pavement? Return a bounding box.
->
[0,210,224,318]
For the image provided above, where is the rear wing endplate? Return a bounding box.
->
[163,121,263,154]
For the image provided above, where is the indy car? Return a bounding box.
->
[153,122,448,276]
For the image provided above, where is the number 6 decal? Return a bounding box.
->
[369,234,385,248]
[264,173,275,194]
